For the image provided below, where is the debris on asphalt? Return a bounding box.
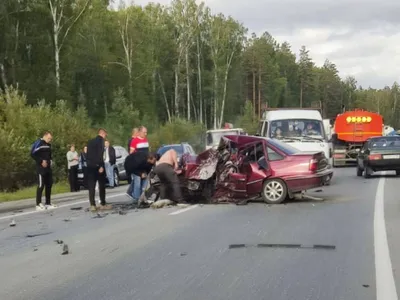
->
[26,232,52,238]
[118,210,127,215]
[228,243,336,250]
[54,239,64,244]
[180,252,188,256]
[63,218,71,222]
[92,213,107,219]
[151,199,174,209]
[84,208,90,212]
[9,219,16,227]
[33,248,38,252]
[314,189,323,192]
[12,210,23,214]
[199,204,204,207]
[61,244,69,255]
[70,207,83,211]
[362,284,369,288]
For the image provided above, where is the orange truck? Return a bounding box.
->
[331,109,383,167]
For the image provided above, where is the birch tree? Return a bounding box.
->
[48,0,90,91]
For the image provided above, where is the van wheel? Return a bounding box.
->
[262,179,287,204]
[396,170,400,176]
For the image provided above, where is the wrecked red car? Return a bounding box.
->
[145,135,333,204]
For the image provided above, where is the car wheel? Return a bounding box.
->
[114,169,119,187]
[262,179,288,204]
[364,166,372,179]
[357,165,363,177]
[396,170,400,176]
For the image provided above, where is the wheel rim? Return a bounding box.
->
[114,171,119,185]
[264,181,284,202]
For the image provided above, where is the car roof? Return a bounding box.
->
[262,110,322,122]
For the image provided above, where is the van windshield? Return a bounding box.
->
[269,119,325,141]
[206,130,244,146]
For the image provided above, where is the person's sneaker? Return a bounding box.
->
[36,203,46,211]
[99,204,112,210]
[45,204,57,210]
[89,205,98,212]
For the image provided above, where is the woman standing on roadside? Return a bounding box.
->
[66,144,79,192]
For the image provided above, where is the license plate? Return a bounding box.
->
[384,155,400,159]
[77,174,84,178]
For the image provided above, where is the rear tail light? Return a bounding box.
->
[309,158,318,172]
[368,154,382,160]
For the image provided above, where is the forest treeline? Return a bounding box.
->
[0,0,398,190]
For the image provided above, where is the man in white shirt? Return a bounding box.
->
[66,144,79,192]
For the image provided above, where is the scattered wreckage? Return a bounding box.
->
[141,135,332,205]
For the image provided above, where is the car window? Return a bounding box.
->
[267,139,299,155]
[370,137,400,149]
[114,148,121,158]
[240,142,264,163]
[267,146,284,161]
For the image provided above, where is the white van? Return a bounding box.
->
[258,109,333,165]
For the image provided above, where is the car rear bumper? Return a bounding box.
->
[285,169,334,192]
[368,159,400,171]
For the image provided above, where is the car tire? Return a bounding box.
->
[364,166,372,179]
[114,169,119,187]
[357,165,363,177]
[262,179,287,204]
[396,170,400,176]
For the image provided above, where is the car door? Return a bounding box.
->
[116,147,128,178]
[246,142,273,196]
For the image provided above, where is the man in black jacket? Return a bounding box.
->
[104,140,116,188]
[124,152,157,204]
[31,131,56,211]
[86,128,112,212]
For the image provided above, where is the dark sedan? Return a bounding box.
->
[156,143,196,165]
[357,136,400,178]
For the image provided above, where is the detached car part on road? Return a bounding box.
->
[143,135,333,204]
[356,136,400,178]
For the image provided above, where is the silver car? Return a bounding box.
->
[77,145,129,188]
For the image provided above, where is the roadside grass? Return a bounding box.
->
[0,182,70,203]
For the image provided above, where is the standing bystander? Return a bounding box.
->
[31,131,57,210]
[129,126,149,154]
[128,128,138,154]
[86,128,112,212]
[104,140,116,188]
[66,144,79,192]
[80,146,88,189]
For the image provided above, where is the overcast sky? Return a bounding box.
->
[118,0,399,88]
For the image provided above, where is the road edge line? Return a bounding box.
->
[374,175,398,300]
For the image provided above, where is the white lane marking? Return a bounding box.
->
[0,193,126,221]
[169,204,199,215]
[374,175,398,300]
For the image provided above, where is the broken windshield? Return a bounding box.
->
[269,119,326,141]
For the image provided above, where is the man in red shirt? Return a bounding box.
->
[129,126,149,154]
[127,126,150,202]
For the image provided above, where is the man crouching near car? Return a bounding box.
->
[153,149,188,206]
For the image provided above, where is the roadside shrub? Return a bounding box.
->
[0,89,94,191]
[148,118,205,153]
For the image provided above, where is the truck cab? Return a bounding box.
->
[258,109,333,167]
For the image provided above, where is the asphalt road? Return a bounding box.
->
[0,168,399,300]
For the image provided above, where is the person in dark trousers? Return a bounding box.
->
[124,152,157,204]
[66,144,79,192]
[153,149,187,204]
[31,131,57,211]
[86,128,112,212]
[104,140,116,188]
[80,146,88,189]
